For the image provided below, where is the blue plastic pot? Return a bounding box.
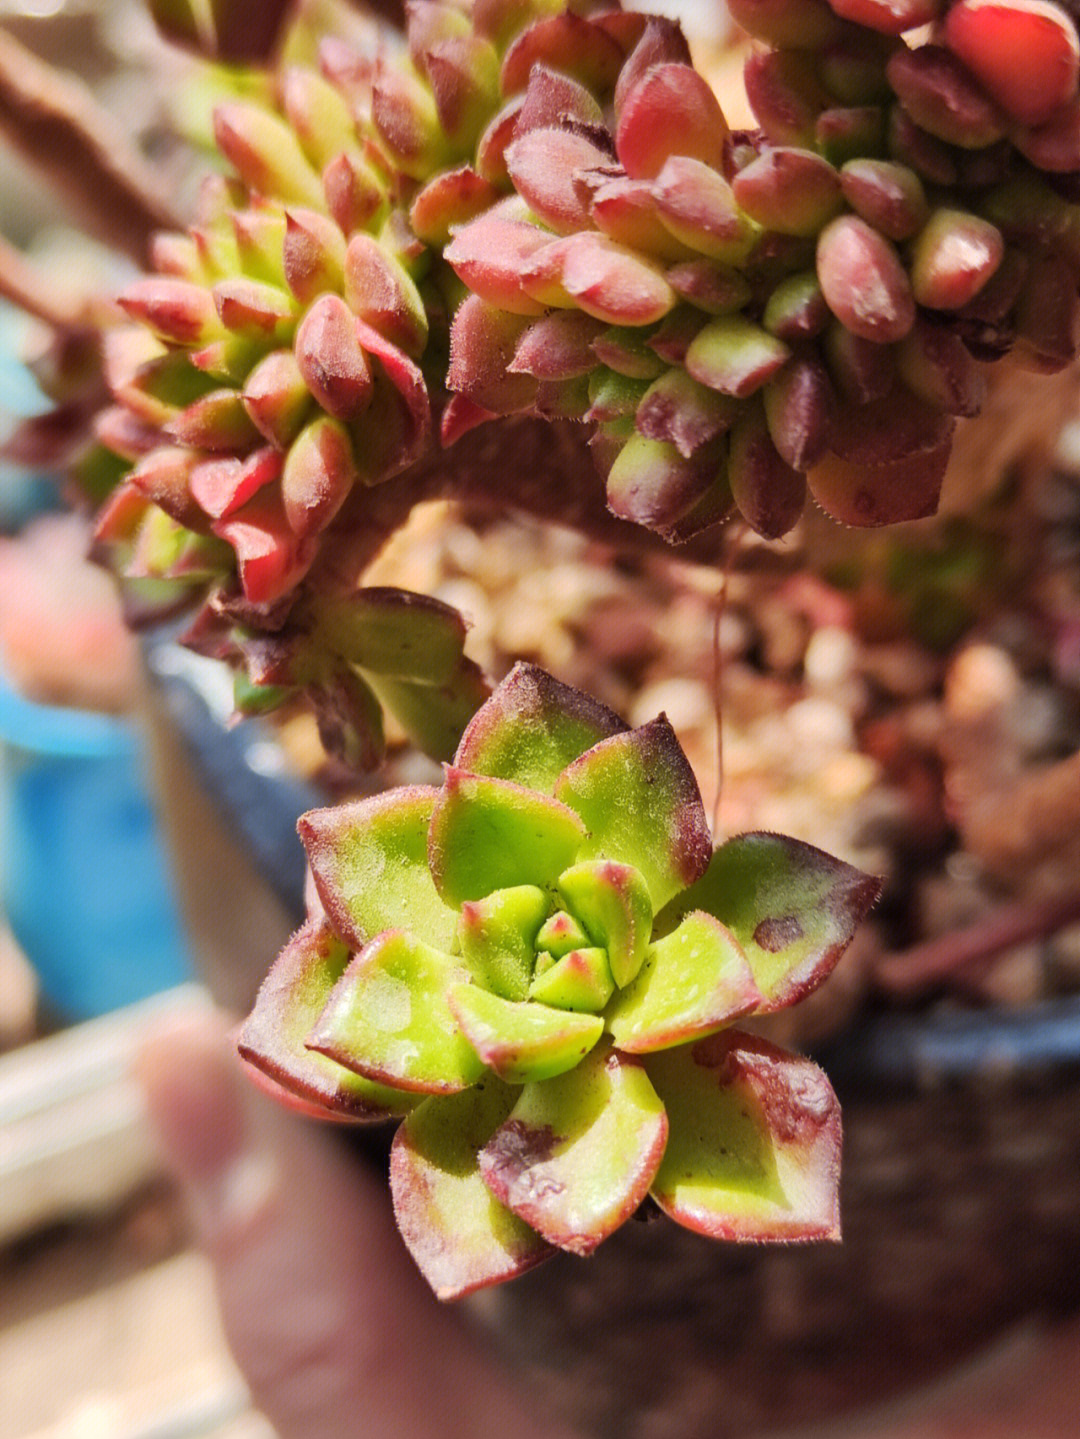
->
[0,671,193,1019]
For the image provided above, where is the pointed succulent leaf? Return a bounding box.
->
[516,62,605,136]
[238,920,419,1120]
[607,911,761,1052]
[943,0,1080,128]
[211,488,315,604]
[232,208,288,288]
[447,296,538,414]
[409,165,501,246]
[293,295,374,422]
[428,768,586,905]
[281,65,358,169]
[458,885,550,1001]
[454,661,625,793]
[536,910,590,958]
[817,215,915,343]
[665,261,752,318]
[557,858,653,988]
[728,403,808,539]
[299,786,457,952]
[896,319,986,416]
[590,176,696,261]
[808,443,950,525]
[310,930,484,1093]
[363,661,491,765]
[189,447,281,521]
[685,315,790,399]
[214,102,325,208]
[322,150,389,234]
[444,209,550,315]
[527,234,678,327]
[529,947,614,1011]
[732,148,843,237]
[309,668,385,772]
[605,432,721,531]
[909,208,1004,311]
[166,388,260,452]
[118,278,223,347]
[616,63,728,179]
[839,158,928,242]
[479,1042,668,1255]
[612,15,691,114]
[885,44,1005,149]
[499,11,624,96]
[314,587,468,684]
[510,311,605,379]
[653,159,758,266]
[505,126,612,235]
[744,48,829,145]
[554,716,712,911]
[242,348,313,446]
[591,327,666,380]
[636,369,738,458]
[447,983,603,1082]
[646,1031,841,1241]
[763,354,836,472]
[390,1079,553,1302]
[659,832,881,1011]
[344,234,429,358]
[281,414,357,538]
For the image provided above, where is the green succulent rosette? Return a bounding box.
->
[240,662,880,1298]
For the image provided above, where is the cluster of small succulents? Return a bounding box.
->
[76,0,1080,764]
[440,0,1080,536]
[240,664,880,1296]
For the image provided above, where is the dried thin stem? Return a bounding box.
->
[872,889,1080,998]
[0,234,86,330]
[0,28,177,265]
[710,521,746,839]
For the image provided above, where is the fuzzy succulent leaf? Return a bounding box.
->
[309,930,485,1093]
[453,661,625,792]
[238,920,420,1121]
[607,911,762,1052]
[428,767,586,904]
[646,1031,842,1241]
[659,833,882,1011]
[478,1042,668,1253]
[447,983,604,1082]
[390,1078,554,1300]
[300,787,458,953]
[554,716,713,910]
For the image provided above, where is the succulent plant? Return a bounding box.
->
[9,0,1067,766]
[239,663,880,1297]
[440,0,1080,535]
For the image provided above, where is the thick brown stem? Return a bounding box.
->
[873,890,1080,997]
[0,28,177,265]
[313,414,730,596]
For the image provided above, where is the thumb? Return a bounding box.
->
[133,1006,577,1439]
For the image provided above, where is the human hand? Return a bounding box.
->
[134,1007,580,1439]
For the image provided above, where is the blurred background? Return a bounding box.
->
[2,1,1080,1436]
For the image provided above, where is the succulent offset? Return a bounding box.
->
[41,0,1075,766]
[239,664,880,1297]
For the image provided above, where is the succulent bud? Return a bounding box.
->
[909,208,1004,310]
[817,214,915,342]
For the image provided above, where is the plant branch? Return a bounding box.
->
[872,889,1080,998]
[0,28,177,265]
[0,234,87,330]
